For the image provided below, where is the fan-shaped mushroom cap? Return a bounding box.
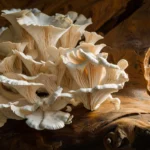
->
[62,43,128,110]
[84,31,103,44]
[59,11,92,48]
[2,9,29,40]
[26,87,73,130]
[70,84,122,111]
[26,109,72,130]
[17,11,72,60]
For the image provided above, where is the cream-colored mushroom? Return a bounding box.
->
[0,75,44,103]
[62,43,128,110]
[13,49,66,85]
[59,11,92,48]
[17,11,72,60]
[0,42,27,73]
[70,84,122,111]
[1,9,29,40]
[84,31,103,44]
[0,96,38,119]
[4,72,57,94]
[0,42,27,56]
[26,87,73,130]
[1,9,38,59]
[0,9,129,130]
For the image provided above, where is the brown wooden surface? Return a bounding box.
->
[0,0,141,31]
[0,0,150,150]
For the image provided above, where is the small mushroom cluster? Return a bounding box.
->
[0,9,128,130]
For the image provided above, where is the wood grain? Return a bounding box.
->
[0,0,150,150]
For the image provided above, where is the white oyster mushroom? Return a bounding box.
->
[26,109,72,130]
[59,11,92,48]
[0,42,27,56]
[1,8,41,40]
[0,97,38,119]
[0,40,37,60]
[1,9,39,59]
[1,9,29,40]
[17,11,72,61]
[4,72,57,94]
[78,42,106,55]
[13,50,61,76]
[0,9,129,130]
[13,50,48,75]
[0,82,73,130]
[13,48,66,85]
[84,31,104,44]
[70,84,122,111]
[0,80,22,100]
[62,43,128,110]
[26,87,73,130]
[0,75,44,103]
[0,42,27,73]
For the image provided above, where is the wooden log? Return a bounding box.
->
[1,82,150,150]
[98,1,150,148]
[0,0,149,150]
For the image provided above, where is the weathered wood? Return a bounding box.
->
[0,0,150,150]
[102,0,150,90]
[1,83,150,150]
[98,1,150,149]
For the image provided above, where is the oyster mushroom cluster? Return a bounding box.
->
[0,8,128,130]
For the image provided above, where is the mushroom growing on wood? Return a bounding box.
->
[62,42,128,111]
[0,9,128,130]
